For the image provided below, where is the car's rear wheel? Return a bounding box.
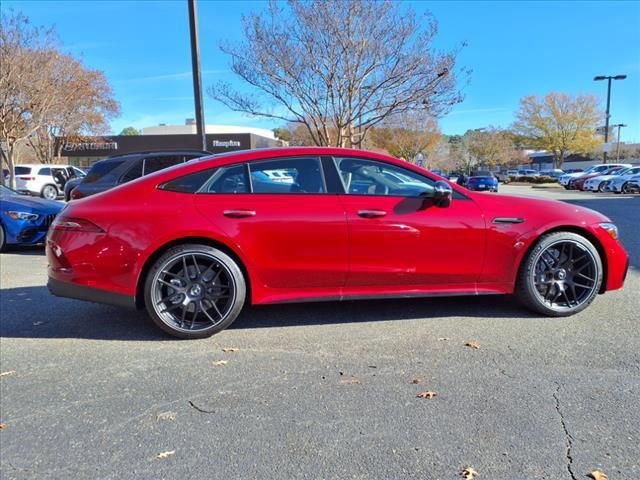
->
[516,232,602,317]
[144,244,246,339]
[622,182,633,194]
[41,184,58,200]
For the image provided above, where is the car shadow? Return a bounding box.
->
[2,245,46,256]
[0,285,538,341]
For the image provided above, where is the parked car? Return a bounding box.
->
[601,168,640,194]
[465,175,499,192]
[584,166,640,192]
[516,169,539,177]
[569,166,627,190]
[0,185,62,251]
[13,164,86,200]
[493,171,511,183]
[539,169,564,179]
[46,147,628,339]
[563,169,583,174]
[69,150,211,200]
[559,164,631,189]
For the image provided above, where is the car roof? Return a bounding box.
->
[99,150,212,162]
[16,164,74,168]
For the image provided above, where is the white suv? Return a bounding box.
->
[13,164,86,200]
[558,163,631,189]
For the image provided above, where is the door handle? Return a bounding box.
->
[357,209,387,218]
[223,210,256,218]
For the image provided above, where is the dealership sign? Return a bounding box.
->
[62,142,118,152]
[212,140,241,148]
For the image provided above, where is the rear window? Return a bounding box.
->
[83,160,124,184]
[119,161,144,184]
[143,156,185,175]
[160,169,217,193]
[15,167,32,175]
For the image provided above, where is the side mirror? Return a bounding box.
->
[432,180,452,207]
[420,181,452,208]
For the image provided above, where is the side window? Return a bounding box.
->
[161,169,217,193]
[204,165,249,193]
[120,161,143,184]
[333,157,433,197]
[143,156,185,175]
[39,167,51,176]
[249,157,326,194]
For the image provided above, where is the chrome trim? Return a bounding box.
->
[493,217,525,224]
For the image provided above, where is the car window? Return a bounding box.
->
[161,169,218,193]
[204,165,249,193]
[143,156,186,175]
[14,167,31,175]
[249,157,325,194]
[83,160,125,184]
[38,167,51,175]
[120,160,144,184]
[334,157,433,197]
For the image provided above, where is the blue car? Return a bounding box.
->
[465,175,499,192]
[0,185,63,251]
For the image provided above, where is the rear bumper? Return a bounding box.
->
[47,277,136,309]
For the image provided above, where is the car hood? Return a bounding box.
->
[470,192,609,226]
[0,195,63,214]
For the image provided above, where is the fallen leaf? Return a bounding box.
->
[0,423,6,429]
[461,466,478,479]
[588,471,608,480]
[156,411,176,422]
[33,321,46,326]
[156,450,175,459]
[339,377,361,385]
[437,337,450,341]
[0,371,16,377]
[211,360,228,366]
[222,347,239,352]
[416,391,437,399]
[465,340,481,349]
[411,379,423,385]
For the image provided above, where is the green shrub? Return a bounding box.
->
[509,175,558,184]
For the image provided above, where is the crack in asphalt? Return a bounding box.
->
[188,400,215,414]
[553,382,578,480]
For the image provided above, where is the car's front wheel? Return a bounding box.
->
[144,244,246,339]
[0,224,7,252]
[41,184,58,200]
[622,182,633,194]
[516,232,602,317]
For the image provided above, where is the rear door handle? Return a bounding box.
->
[223,210,256,218]
[357,209,387,218]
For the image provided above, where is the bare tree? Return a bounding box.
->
[463,127,517,169]
[209,0,467,148]
[1,12,119,182]
[1,12,59,186]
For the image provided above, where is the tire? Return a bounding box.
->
[516,232,603,317]
[41,184,58,200]
[563,185,570,190]
[597,183,605,192]
[0,224,7,252]
[144,244,246,339]
[622,182,632,194]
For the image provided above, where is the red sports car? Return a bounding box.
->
[46,148,629,338]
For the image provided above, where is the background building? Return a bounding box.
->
[57,119,283,168]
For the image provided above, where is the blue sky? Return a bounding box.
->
[4,0,640,141]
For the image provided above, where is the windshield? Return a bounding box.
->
[0,185,17,197]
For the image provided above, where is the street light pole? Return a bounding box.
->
[188,0,207,152]
[611,123,627,161]
[594,74,627,163]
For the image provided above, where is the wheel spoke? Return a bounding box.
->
[576,272,595,282]
[191,255,201,275]
[179,303,188,328]
[182,256,190,279]
[158,278,181,290]
[160,303,182,314]
[200,301,218,325]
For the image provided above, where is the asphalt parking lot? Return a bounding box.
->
[1,185,638,480]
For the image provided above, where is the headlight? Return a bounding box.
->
[599,222,619,240]
[5,211,39,221]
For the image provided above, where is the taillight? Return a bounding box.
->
[18,176,35,181]
[51,216,104,233]
[70,188,85,200]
